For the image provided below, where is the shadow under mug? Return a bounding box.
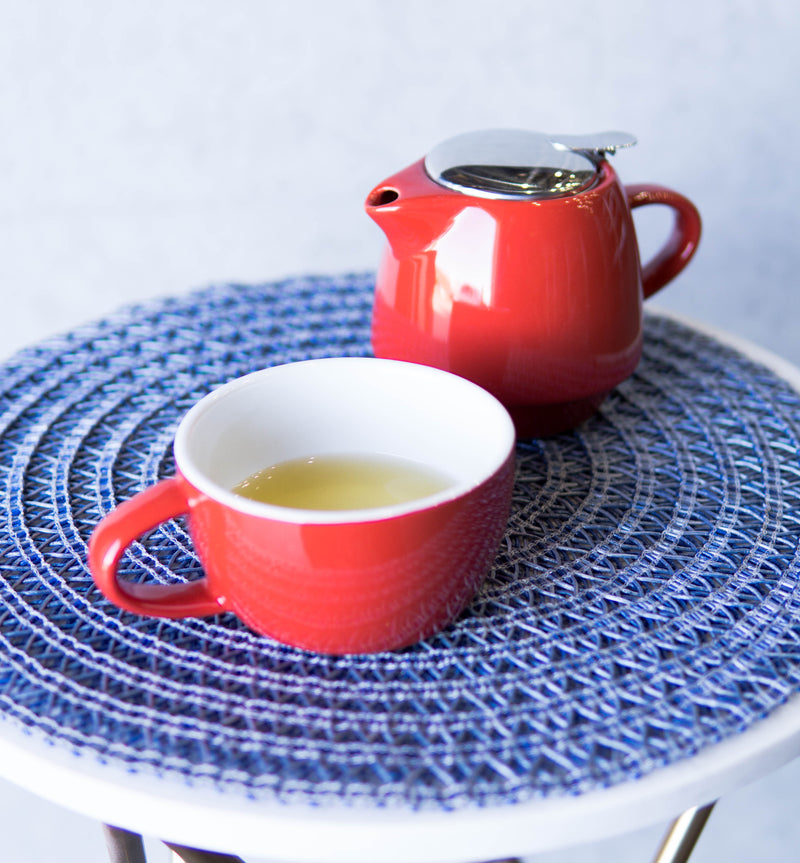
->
[88,357,516,654]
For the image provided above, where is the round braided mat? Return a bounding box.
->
[2,273,800,813]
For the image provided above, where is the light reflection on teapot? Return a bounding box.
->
[366,130,701,437]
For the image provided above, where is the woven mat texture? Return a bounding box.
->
[1,273,800,811]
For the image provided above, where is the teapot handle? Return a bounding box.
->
[626,184,702,299]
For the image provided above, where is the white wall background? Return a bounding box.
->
[1,1,799,860]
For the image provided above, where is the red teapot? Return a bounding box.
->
[366,130,701,436]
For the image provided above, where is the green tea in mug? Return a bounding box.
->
[231,453,454,511]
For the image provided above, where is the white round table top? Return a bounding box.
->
[1,275,800,862]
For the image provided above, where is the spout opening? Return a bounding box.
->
[368,187,399,207]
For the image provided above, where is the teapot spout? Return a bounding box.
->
[365,159,454,258]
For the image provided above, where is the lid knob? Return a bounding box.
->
[424,129,636,200]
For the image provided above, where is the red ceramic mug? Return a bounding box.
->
[366,129,702,437]
[88,358,516,654]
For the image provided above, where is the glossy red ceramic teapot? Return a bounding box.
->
[366,130,701,437]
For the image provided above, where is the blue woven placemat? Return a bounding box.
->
[1,273,800,811]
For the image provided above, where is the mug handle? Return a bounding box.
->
[626,184,702,299]
[88,477,222,618]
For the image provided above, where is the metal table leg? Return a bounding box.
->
[104,824,246,863]
[650,802,716,863]
[103,825,148,863]
[165,841,245,862]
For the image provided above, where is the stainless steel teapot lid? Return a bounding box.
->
[424,129,636,200]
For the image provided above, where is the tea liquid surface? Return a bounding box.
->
[231,453,454,510]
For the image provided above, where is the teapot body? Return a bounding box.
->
[369,158,643,436]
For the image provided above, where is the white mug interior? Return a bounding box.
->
[174,357,516,523]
